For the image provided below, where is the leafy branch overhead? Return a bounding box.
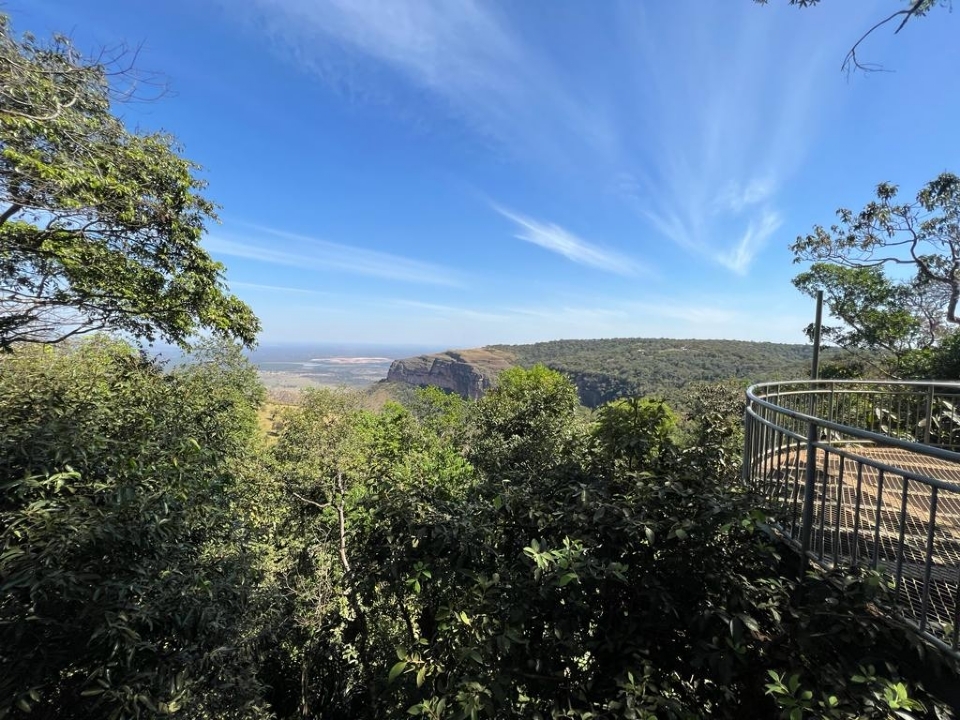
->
[0,14,259,349]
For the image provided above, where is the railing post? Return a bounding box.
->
[742,400,753,487]
[800,292,822,578]
[799,417,818,577]
[924,384,934,446]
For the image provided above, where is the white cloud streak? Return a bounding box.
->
[206,227,462,287]
[611,3,860,273]
[215,0,620,168]
[510,301,738,328]
[392,299,510,323]
[495,207,642,276]
[486,299,747,344]
[230,281,332,296]
[252,288,809,346]
[715,211,784,275]
[226,1,520,134]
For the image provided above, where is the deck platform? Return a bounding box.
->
[759,443,960,645]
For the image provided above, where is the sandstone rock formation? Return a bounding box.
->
[385,348,516,400]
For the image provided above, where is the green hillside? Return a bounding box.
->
[488,337,836,407]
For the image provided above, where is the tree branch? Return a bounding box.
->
[841,0,929,74]
[291,492,331,511]
[335,472,351,575]
[0,203,22,226]
[947,263,960,325]
[0,88,80,121]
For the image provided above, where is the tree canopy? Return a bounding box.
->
[0,14,259,349]
[792,172,960,374]
[486,338,833,409]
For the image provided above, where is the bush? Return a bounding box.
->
[0,339,268,719]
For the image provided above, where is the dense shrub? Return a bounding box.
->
[0,339,268,719]
[2,355,956,719]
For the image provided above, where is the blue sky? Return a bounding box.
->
[17,0,960,348]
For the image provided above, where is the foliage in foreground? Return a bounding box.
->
[1,346,958,719]
[0,339,268,718]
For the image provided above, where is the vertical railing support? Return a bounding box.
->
[924,384,935,446]
[799,292,823,578]
[799,419,818,577]
[742,400,753,487]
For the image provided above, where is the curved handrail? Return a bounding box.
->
[743,379,960,656]
[747,380,960,475]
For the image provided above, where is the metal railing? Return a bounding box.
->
[744,379,960,656]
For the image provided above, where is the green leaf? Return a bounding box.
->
[389,661,408,683]
[738,613,759,633]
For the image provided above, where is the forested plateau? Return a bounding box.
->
[386,338,842,408]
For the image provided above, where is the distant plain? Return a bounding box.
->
[248,343,441,393]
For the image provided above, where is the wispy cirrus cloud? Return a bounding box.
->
[223,1,520,129]
[206,226,462,287]
[213,0,618,167]
[346,296,747,345]
[229,281,334,296]
[392,299,510,323]
[248,286,802,346]
[495,206,643,276]
[611,3,854,273]
[715,210,783,275]
[630,302,741,326]
[511,300,739,328]
[214,0,866,276]
[713,178,777,215]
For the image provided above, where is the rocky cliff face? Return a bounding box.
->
[386,348,516,400]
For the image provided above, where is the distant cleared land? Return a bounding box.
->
[249,344,441,398]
